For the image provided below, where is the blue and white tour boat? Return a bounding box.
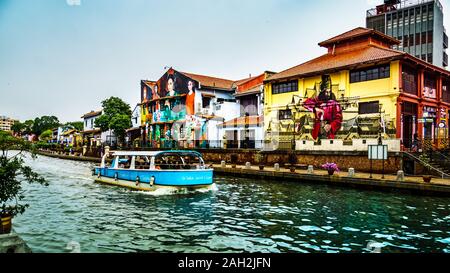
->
[93,150,214,192]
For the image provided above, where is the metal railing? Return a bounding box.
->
[367,0,441,18]
[403,151,450,178]
[403,137,450,178]
[122,140,267,150]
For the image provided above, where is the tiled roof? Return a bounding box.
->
[267,45,405,81]
[235,84,262,97]
[81,110,102,119]
[318,27,400,47]
[180,72,235,90]
[218,115,263,128]
[233,75,259,87]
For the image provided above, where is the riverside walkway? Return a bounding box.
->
[213,164,450,196]
[36,151,450,196]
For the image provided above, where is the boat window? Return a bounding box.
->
[154,155,184,170]
[135,156,150,170]
[117,156,132,169]
[153,153,205,170]
[105,159,112,168]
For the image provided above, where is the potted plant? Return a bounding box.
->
[288,152,297,173]
[322,162,340,175]
[0,131,48,234]
[256,152,266,171]
[230,153,238,168]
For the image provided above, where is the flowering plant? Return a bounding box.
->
[321,162,340,172]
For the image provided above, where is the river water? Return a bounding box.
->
[11,154,450,253]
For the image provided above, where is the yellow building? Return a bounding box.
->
[264,27,450,149]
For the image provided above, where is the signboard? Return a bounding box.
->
[418,118,434,123]
[368,145,388,160]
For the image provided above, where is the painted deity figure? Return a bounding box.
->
[304,77,342,140]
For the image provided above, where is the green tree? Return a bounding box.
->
[39,129,53,141]
[23,120,34,135]
[94,97,132,145]
[32,116,60,136]
[64,121,84,131]
[11,122,25,135]
[109,114,132,143]
[0,131,48,218]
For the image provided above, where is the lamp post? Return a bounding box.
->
[378,103,385,179]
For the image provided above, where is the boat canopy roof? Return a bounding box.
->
[110,150,203,158]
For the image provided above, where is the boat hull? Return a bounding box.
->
[93,176,215,192]
[94,167,213,187]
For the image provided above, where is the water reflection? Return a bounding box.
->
[11,154,450,253]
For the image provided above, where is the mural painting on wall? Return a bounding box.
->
[142,69,201,146]
[268,74,396,143]
[303,75,343,140]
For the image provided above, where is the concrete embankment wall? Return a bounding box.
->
[37,149,402,174]
[197,149,402,174]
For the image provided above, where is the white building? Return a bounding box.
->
[81,110,116,146]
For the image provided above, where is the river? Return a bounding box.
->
[11,153,450,253]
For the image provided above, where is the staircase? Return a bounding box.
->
[403,149,450,179]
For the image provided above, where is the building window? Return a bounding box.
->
[409,34,414,46]
[350,64,390,83]
[415,33,420,45]
[404,35,409,47]
[272,80,298,95]
[359,101,380,114]
[402,66,418,95]
[443,80,450,103]
[90,119,93,128]
[202,96,211,109]
[424,75,437,99]
[427,30,433,44]
[278,109,292,120]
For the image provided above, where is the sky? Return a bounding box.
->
[1,0,450,123]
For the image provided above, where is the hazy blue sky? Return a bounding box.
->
[1,0,450,123]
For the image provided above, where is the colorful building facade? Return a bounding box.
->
[264,27,450,150]
[140,68,240,148]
